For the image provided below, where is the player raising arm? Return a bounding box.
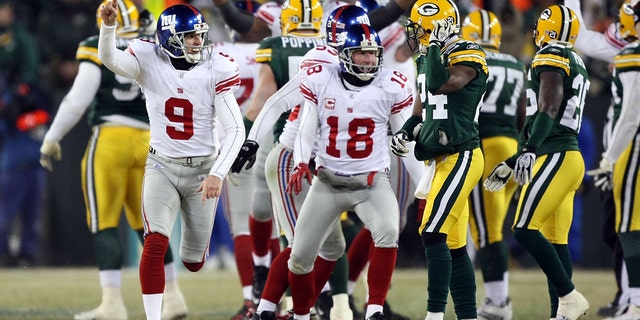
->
[98,1,244,319]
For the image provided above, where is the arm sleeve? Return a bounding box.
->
[565,0,619,62]
[248,73,303,141]
[604,71,640,162]
[43,62,101,142]
[98,23,141,80]
[293,99,318,166]
[218,0,256,35]
[210,93,246,178]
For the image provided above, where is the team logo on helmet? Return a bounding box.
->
[416,3,439,16]
[540,8,552,20]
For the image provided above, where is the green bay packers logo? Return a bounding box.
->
[540,8,552,20]
[416,2,439,16]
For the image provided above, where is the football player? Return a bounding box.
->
[484,5,591,320]
[98,2,245,319]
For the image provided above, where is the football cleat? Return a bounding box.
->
[74,287,127,320]
[556,289,589,320]
[367,311,387,320]
[231,300,257,320]
[314,290,333,320]
[610,304,640,320]
[252,266,269,302]
[251,310,277,320]
[478,297,512,320]
[162,281,188,320]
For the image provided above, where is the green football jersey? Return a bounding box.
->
[479,49,526,139]
[523,44,590,155]
[414,40,489,160]
[76,36,149,127]
[610,42,640,129]
[255,35,326,141]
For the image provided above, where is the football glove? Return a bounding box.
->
[230,140,259,173]
[587,158,614,192]
[429,19,456,48]
[390,130,411,157]
[286,163,313,195]
[514,152,536,185]
[40,140,62,172]
[484,161,513,192]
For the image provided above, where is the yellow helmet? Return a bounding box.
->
[618,0,638,40]
[280,0,323,36]
[406,0,460,49]
[533,5,580,47]
[96,0,140,38]
[461,9,502,49]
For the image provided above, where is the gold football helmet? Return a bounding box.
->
[618,0,638,40]
[461,9,502,49]
[280,0,323,37]
[533,4,580,47]
[406,0,460,51]
[96,0,140,38]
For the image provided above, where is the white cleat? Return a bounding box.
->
[556,289,589,320]
[74,287,127,320]
[610,304,640,320]
[478,297,513,320]
[162,281,188,320]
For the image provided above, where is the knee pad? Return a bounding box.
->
[288,254,313,275]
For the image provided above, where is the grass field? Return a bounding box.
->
[0,266,616,320]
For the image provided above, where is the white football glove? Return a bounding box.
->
[40,140,62,172]
[587,158,614,192]
[429,19,456,48]
[513,152,536,185]
[390,131,411,157]
[484,162,514,192]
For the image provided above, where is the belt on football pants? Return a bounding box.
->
[149,146,215,167]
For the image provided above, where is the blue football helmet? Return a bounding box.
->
[355,0,380,13]
[326,5,370,47]
[339,24,383,81]
[156,4,213,63]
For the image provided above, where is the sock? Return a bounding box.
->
[313,256,337,299]
[367,247,397,306]
[477,241,508,282]
[513,228,574,296]
[348,228,373,282]
[94,228,123,270]
[142,293,163,320]
[140,233,169,294]
[289,271,315,316]
[250,216,273,259]
[262,247,292,304]
[422,232,450,313]
[450,247,477,320]
[234,235,255,287]
[329,253,349,295]
[270,237,281,260]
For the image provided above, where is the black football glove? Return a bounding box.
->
[230,140,259,173]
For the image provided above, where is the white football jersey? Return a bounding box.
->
[213,41,259,114]
[298,63,413,174]
[128,40,240,158]
[278,45,340,149]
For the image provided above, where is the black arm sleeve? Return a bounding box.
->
[218,0,256,35]
[368,0,405,31]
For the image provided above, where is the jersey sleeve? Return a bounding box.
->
[76,36,101,66]
[448,42,489,76]
[530,45,571,79]
[213,51,241,96]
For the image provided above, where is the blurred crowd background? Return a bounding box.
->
[0,0,621,269]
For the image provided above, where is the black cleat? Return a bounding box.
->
[252,266,269,302]
[366,312,387,320]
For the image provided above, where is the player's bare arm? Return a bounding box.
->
[432,64,477,95]
[537,70,564,117]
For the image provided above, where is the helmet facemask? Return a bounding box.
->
[339,24,384,81]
